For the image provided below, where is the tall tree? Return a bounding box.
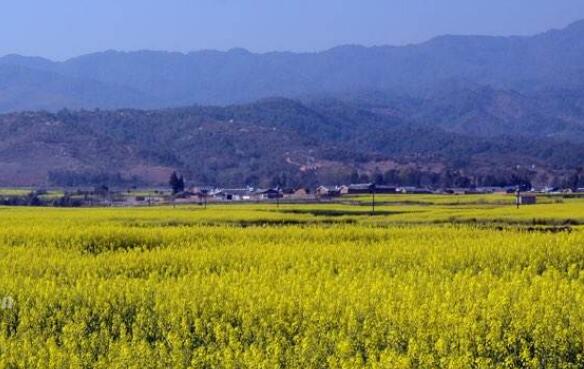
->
[177,175,185,193]
[169,171,184,194]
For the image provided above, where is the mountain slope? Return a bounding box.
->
[0,64,158,112]
[2,20,584,111]
[0,98,582,187]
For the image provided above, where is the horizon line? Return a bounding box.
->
[1,18,581,63]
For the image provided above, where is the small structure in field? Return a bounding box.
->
[218,188,254,201]
[518,194,537,205]
[315,186,341,197]
[288,188,310,198]
[254,188,283,200]
[375,185,398,194]
[174,191,195,199]
[347,183,374,194]
[397,187,433,194]
[345,183,397,195]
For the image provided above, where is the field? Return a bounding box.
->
[1,194,584,368]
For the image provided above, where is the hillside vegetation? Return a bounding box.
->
[0,98,583,187]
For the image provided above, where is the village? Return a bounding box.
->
[117,183,584,207]
[2,182,584,208]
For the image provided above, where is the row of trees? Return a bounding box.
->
[265,167,563,190]
[193,166,584,190]
[171,167,584,192]
[0,193,84,207]
[350,169,533,189]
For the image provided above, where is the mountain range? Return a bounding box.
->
[2,20,584,111]
[1,21,584,187]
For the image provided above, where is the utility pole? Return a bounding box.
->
[515,187,521,209]
[370,183,376,215]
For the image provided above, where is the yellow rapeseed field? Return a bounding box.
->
[0,195,583,368]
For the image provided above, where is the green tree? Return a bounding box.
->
[169,171,185,194]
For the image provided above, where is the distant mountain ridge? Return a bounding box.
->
[2,20,584,111]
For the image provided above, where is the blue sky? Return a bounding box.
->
[2,0,584,60]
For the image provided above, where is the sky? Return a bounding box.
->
[2,0,584,60]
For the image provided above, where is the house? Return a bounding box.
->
[281,188,296,196]
[347,183,374,194]
[445,188,467,195]
[346,183,397,194]
[315,186,341,197]
[192,186,215,197]
[93,185,110,197]
[174,191,195,199]
[375,185,398,194]
[476,187,508,194]
[288,188,310,198]
[397,187,433,194]
[216,188,254,201]
[447,188,483,195]
[254,188,283,200]
[518,194,537,205]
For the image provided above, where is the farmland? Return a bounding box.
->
[1,195,583,368]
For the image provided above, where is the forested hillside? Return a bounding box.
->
[0,98,582,187]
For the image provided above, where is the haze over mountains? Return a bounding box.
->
[3,20,584,111]
[1,20,584,187]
